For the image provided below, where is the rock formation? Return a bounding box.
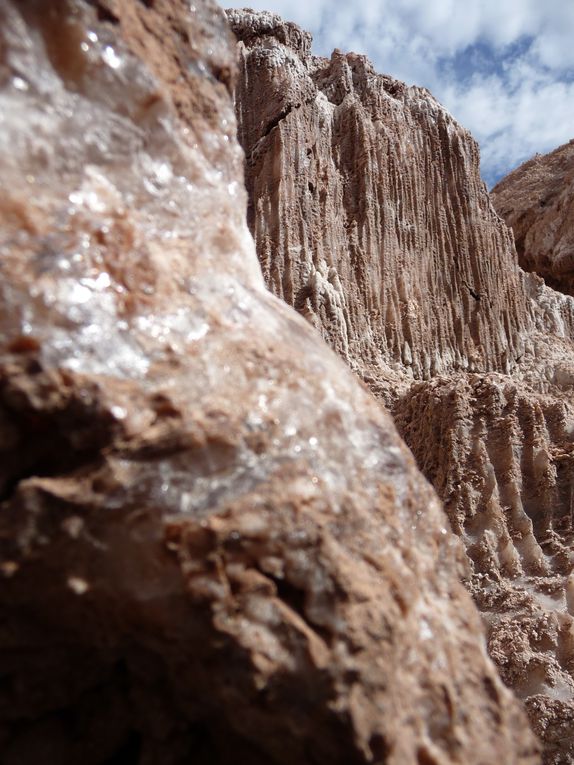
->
[226,8,532,397]
[227,9,574,763]
[0,1,539,764]
[394,374,574,759]
[492,140,574,297]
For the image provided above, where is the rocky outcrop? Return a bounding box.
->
[492,140,574,297]
[0,2,539,764]
[227,9,574,763]
[227,8,532,395]
[394,374,574,764]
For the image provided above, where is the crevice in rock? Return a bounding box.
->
[88,1,120,24]
[463,280,481,301]
[264,572,334,645]
[0,447,104,506]
[104,731,142,765]
[268,573,307,619]
[0,376,117,504]
[260,103,298,141]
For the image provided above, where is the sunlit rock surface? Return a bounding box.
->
[0,1,540,764]
[227,8,532,397]
[492,140,574,297]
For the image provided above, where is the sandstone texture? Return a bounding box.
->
[227,8,532,394]
[0,2,540,764]
[227,9,574,763]
[492,140,574,297]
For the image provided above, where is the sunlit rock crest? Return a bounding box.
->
[492,140,574,298]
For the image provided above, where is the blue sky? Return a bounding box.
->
[225,1,574,187]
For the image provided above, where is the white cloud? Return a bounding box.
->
[225,0,574,184]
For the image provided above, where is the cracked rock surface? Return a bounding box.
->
[0,1,539,764]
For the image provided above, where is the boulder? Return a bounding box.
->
[0,2,538,764]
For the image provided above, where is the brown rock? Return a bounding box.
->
[0,2,538,764]
[492,140,574,296]
[226,10,574,764]
[485,149,574,761]
[227,8,531,395]
[393,367,574,765]
[394,372,574,765]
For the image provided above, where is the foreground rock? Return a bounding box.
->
[227,9,574,763]
[0,1,538,763]
[492,140,574,297]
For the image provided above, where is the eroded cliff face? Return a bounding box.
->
[394,373,574,763]
[227,8,532,394]
[0,2,539,764]
[227,9,574,764]
[492,140,574,297]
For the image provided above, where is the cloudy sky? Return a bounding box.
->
[225,1,574,187]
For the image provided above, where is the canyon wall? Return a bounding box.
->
[227,9,574,763]
[0,2,539,764]
[227,8,532,396]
